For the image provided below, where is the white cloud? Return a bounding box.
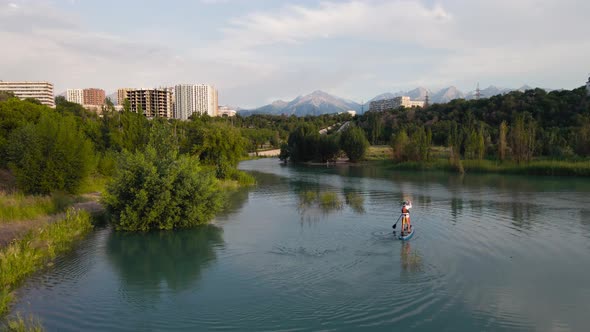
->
[0,0,588,107]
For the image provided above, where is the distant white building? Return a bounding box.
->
[66,89,84,104]
[369,96,424,112]
[218,106,236,117]
[0,81,55,107]
[174,84,218,120]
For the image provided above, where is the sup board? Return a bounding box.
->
[398,228,415,241]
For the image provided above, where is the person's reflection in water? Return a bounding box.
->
[400,242,422,273]
[106,225,224,302]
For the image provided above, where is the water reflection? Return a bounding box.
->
[106,225,224,294]
[400,242,422,273]
[296,188,368,222]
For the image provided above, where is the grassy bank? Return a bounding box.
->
[0,193,74,224]
[382,158,590,176]
[0,208,93,317]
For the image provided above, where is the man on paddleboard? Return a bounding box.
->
[401,200,412,236]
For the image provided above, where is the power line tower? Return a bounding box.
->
[475,83,482,100]
[424,92,430,108]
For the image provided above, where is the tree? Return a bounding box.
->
[183,121,246,178]
[499,121,507,161]
[340,125,369,162]
[286,124,320,162]
[510,113,536,163]
[317,134,341,162]
[391,129,409,161]
[103,123,223,231]
[7,114,94,194]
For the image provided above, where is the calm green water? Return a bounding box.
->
[13,159,590,331]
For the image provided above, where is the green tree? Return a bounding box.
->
[286,124,320,162]
[317,134,341,162]
[7,114,94,194]
[391,129,409,161]
[340,125,369,162]
[499,121,508,161]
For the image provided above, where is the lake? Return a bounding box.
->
[12,158,590,331]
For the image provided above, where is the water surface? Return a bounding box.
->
[13,159,590,331]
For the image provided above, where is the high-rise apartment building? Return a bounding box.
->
[117,88,134,106]
[66,89,84,104]
[83,88,106,106]
[174,84,218,120]
[126,88,173,118]
[0,81,54,107]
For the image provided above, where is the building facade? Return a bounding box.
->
[174,84,218,120]
[66,89,84,104]
[126,88,173,118]
[83,88,106,106]
[369,96,424,112]
[0,81,54,107]
[117,88,134,106]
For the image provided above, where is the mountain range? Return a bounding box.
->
[241,85,539,116]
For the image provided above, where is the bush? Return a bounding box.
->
[103,123,223,231]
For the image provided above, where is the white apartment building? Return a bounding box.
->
[66,89,84,104]
[0,81,55,107]
[369,96,424,112]
[174,84,218,120]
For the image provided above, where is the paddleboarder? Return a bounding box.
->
[401,200,412,236]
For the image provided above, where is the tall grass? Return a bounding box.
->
[0,209,93,316]
[0,193,73,224]
[1,314,43,332]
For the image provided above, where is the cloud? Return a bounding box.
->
[0,0,588,107]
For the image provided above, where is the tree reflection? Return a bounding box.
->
[106,225,224,294]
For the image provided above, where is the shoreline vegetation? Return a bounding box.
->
[363,146,590,177]
[0,209,92,330]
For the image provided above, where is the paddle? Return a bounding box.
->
[392,214,402,230]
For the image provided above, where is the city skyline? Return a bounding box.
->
[1,0,589,108]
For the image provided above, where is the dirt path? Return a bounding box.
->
[0,193,104,248]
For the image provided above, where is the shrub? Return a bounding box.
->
[103,122,223,231]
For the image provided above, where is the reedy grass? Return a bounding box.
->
[1,314,43,332]
[319,192,343,210]
[344,192,365,214]
[0,193,74,224]
[0,209,93,317]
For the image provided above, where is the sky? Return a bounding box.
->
[1,0,589,108]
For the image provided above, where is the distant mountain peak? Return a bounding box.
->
[242,90,361,116]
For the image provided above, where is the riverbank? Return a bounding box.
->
[1,209,93,316]
[361,145,590,177]
[378,158,590,176]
